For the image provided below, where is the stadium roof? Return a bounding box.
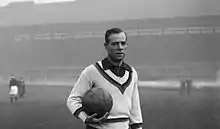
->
[0,0,220,26]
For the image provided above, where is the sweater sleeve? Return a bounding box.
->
[129,69,143,129]
[66,67,93,122]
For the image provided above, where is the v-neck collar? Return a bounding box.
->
[94,62,132,94]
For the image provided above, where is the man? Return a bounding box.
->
[8,74,18,103]
[67,28,143,129]
[185,77,192,95]
[179,78,186,95]
[180,76,192,95]
[18,77,25,98]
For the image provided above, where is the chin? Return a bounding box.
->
[109,55,125,62]
[115,57,125,61]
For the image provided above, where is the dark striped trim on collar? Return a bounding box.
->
[102,57,132,72]
[94,62,132,94]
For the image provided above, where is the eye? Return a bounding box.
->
[112,42,118,46]
[111,41,127,46]
[121,41,127,46]
[110,42,119,46]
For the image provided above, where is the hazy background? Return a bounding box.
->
[0,0,220,26]
[0,0,220,84]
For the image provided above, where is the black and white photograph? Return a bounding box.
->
[0,0,220,129]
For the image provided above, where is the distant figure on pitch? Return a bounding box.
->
[179,78,186,95]
[18,77,25,98]
[180,76,192,95]
[185,77,192,95]
[8,74,18,103]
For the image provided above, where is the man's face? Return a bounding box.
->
[105,32,128,61]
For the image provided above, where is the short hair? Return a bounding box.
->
[105,28,127,43]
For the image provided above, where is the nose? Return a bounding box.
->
[117,42,126,49]
[118,43,123,49]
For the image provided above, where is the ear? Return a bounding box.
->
[104,42,108,48]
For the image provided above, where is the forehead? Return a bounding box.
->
[108,32,126,42]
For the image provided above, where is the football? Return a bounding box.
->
[82,87,113,118]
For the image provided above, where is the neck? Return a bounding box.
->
[107,56,123,67]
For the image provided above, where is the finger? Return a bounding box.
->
[85,113,99,124]
[105,112,110,117]
[89,113,98,118]
[99,112,110,121]
[103,112,110,118]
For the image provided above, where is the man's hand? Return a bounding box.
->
[85,112,110,125]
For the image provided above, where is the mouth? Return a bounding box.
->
[116,53,125,56]
[116,52,124,55]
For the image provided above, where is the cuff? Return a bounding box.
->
[78,111,88,123]
[130,123,143,129]
[73,107,88,123]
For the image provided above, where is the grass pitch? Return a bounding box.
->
[0,85,220,129]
